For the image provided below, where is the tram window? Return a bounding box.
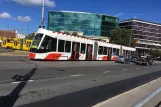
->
[77,43,80,52]
[65,41,71,52]
[51,38,57,51]
[7,39,10,43]
[103,47,107,55]
[28,42,30,47]
[113,48,116,55]
[38,36,57,52]
[81,43,86,53]
[116,49,120,56]
[15,42,17,46]
[26,42,28,47]
[126,51,128,56]
[24,40,26,44]
[98,46,103,55]
[90,45,93,53]
[58,40,65,52]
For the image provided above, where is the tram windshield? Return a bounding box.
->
[30,33,43,52]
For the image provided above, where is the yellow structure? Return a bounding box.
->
[1,38,14,48]
[23,39,32,51]
[1,37,32,51]
[12,38,21,50]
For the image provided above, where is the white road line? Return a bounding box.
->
[123,69,127,71]
[11,80,34,84]
[70,74,83,77]
[103,71,110,73]
[136,68,140,70]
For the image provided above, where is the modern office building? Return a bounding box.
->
[47,11,119,37]
[119,19,161,55]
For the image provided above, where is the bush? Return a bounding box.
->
[150,50,161,58]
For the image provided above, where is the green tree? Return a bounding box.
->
[26,33,35,40]
[64,31,71,35]
[72,32,78,36]
[150,49,161,58]
[110,28,136,47]
[63,31,78,36]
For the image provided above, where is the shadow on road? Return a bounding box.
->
[21,70,161,107]
[19,60,66,72]
[0,66,37,107]
[155,101,161,107]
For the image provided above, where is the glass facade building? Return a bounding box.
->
[48,11,119,37]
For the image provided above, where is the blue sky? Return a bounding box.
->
[0,0,161,34]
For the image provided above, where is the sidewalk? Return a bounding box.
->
[0,50,29,57]
[93,77,161,107]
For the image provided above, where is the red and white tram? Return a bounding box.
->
[29,28,136,61]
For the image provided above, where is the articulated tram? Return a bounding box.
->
[29,28,136,61]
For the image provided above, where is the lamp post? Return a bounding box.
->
[40,0,45,28]
[129,29,132,47]
[129,17,136,47]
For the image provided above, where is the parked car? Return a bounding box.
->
[116,56,130,64]
[135,55,153,66]
[129,56,137,62]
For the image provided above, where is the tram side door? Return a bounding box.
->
[93,42,98,60]
[108,47,112,60]
[86,44,93,60]
[71,42,80,60]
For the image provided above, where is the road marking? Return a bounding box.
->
[103,71,110,73]
[145,67,149,68]
[11,80,34,84]
[136,68,139,70]
[122,69,127,71]
[70,74,83,77]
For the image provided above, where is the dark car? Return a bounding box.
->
[135,55,153,66]
[129,56,137,62]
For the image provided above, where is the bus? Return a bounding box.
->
[29,28,136,61]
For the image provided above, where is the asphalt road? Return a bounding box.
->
[0,47,13,53]
[0,56,161,107]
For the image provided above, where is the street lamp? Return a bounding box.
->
[129,17,136,47]
[129,29,132,47]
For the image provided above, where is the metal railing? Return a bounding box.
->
[133,86,161,107]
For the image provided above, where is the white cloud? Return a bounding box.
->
[17,16,31,22]
[0,12,31,22]
[12,18,17,20]
[11,0,56,7]
[0,12,12,18]
[115,12,124,17]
